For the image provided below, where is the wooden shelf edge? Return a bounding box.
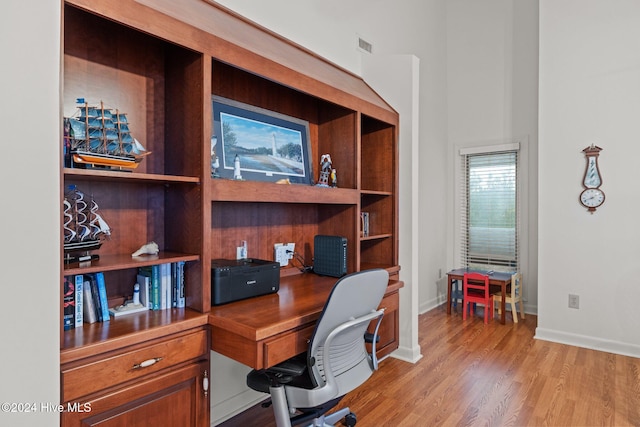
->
[63,252,200,274]
[360,189,393,197]
[360,263,401,276]
[209,179,359,204]
[360,233,393,242]
[64,168,200,184]
[60,308,209,364]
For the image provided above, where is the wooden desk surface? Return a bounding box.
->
[208,272,403,369]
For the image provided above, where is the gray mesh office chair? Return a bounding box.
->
[247,268,389,427]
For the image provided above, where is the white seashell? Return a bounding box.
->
[132,241,159,257]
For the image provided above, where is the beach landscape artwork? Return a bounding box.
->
[220,112,305,177]
[212,96,313,184]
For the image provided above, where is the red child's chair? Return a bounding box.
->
[463,272,493,324]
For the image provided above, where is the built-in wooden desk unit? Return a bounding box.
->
[209,273,403,370]
[59,0,400,424]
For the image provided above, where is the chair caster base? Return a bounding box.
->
[343,412,356,426]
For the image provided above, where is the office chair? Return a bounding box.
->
[246,268,389,427]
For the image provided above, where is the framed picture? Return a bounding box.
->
[211,96,313,184]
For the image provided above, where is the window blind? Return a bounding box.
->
[460,150,519,272]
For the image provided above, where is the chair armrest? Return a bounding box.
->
[269,353,307,377]
[322,308,386,385]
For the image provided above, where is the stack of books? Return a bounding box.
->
[62,261,187,327]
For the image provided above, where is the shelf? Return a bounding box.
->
[210,179,359,205]
[60,308,209,363]
[360,233,393,242]
[63,251,200,274]
[361,189,393,197]
[64,168,200,185]
[360,262,401,277]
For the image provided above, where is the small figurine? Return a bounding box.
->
[233,154,243,180]
[330,168,337,187]
[132,283,141,305]
[211,136,220,178]
[317,154,333,187]
[132,241,159,257]
[109,282,148,317]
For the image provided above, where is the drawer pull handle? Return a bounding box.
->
[132,357,163,370]
[203,370,209,397]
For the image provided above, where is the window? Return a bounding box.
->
[459,145,520,272]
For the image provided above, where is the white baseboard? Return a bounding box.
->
[419,296,442,314]
[424,297,538,317]
[210,389,266,426]
[390,344,423,364]
[535,327,640,359]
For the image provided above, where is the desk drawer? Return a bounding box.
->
[263,325,315,368]
[62,329,208,402]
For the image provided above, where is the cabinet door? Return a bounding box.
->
[368,291,400,360]
[62,361,209,427]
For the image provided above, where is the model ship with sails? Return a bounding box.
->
[64,98,150,171]
[63,185,111,263]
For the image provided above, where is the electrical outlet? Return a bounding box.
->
[284,242,294,262]
[274,243,295,266]
[568,294,580,309]
[236,240,247,260]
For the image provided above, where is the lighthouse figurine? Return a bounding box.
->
[233,154,243,180]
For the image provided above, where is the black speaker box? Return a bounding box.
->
[313,235,347,277]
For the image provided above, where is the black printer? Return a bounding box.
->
[211,258,280,305]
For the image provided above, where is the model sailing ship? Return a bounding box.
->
[63,185,111,263]
[64,98,150,171]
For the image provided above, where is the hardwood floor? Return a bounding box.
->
[218,305,640,426]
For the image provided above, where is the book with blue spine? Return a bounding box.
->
[151,265,160,310]
[74,275,84,327]
[95,272,110,322]
[160,263,169,309]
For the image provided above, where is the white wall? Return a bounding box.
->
[362,53,422,364]
[537,0,640,357]
[444,0,539,314]
[0,2,61,426]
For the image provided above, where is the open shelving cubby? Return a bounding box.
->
[61,3,206,351]
[209,58,362,273]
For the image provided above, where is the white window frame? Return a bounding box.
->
[452,138,529,287]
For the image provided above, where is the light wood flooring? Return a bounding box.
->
[218,305,640,426]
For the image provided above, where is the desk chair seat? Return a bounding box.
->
[247,269,389,427]
[493,272,524,323]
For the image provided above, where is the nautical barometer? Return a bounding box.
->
[579,144,605,213]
